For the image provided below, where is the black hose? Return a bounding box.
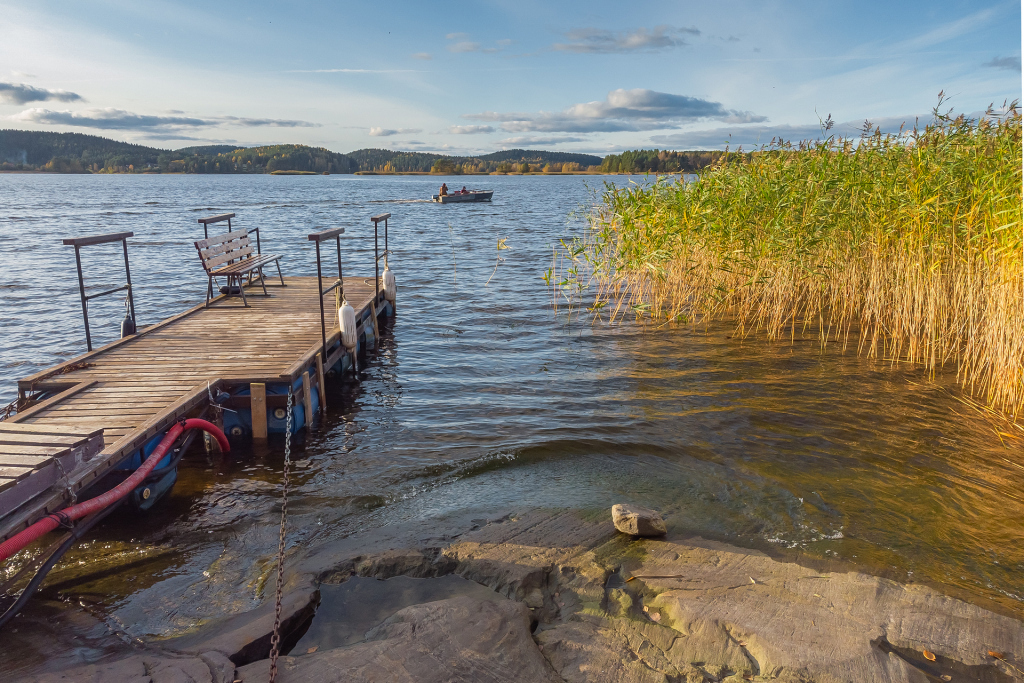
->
[0,499,124,630]
[143,426,200,483]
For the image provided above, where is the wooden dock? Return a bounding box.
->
[2,275,387,541]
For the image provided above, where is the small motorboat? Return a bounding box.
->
[432,189,494,203]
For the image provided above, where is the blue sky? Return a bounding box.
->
[1,0,1020,154]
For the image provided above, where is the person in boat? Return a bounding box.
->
[461,186,468,194]
[439,183,448,197]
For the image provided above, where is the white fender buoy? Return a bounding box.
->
[382,263,396,303]
[339,299,357,350]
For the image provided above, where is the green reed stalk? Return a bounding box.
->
[570,102,1023,417]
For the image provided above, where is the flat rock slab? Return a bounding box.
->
[236,595,561,683]
[539,535,1024,682]
[636,539,1024,682]
[19,650,235,683]
[443,510,616,603]
[612,503,667,537]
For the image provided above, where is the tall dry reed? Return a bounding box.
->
[566,102,1023,417]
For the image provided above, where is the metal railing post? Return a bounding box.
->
[122,237,136,323]
[73,245,92,351]
[336,235,343,284]
[308,227,347,368]
[370,213,391,303]
[314,240,327,362]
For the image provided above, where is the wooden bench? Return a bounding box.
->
[194,229,284,307]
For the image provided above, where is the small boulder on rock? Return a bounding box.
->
[612,503,667,537]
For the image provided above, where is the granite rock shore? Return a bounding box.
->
[19,509,1024,683]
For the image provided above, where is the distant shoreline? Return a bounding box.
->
[354,170,677,176]
[0,169,686,176]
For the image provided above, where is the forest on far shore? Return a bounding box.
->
[0,130,724,175]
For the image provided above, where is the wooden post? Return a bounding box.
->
[370,301,380,346]
[302,371,313,428]
[316,354,327,414]
[250,382,268,440]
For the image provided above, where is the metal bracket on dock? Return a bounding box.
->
[308,227,346,364]
[62,232,137,352]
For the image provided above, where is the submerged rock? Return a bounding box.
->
[159,584,320,666]
[612,503,667,537]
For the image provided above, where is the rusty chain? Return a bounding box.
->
[268,388,293,683]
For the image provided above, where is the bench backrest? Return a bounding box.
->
[195,230,253,273]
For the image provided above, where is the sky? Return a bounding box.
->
[0,0,1021,155]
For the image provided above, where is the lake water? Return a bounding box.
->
[0,174,1021,667]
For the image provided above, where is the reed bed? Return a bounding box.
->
[566,103,1023,417]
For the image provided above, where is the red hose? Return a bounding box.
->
[0,418,228,563]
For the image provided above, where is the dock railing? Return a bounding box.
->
[371,213,391,302]
[307,227,346,364]
[62,232,137,352]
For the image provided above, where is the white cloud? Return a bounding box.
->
[897,6,997,51]
[220,116,320,128]
[285,68,422,73]
[445,32,505,53]
[497,135,585,146]
[412,52,432,60]
[448,125,494,134]
[389,140,438,151]
[0,82,83,105]
[12,107,318,131]
[141,133,237,143]
[449,41,482,53]
[13,107,209,129]
[465,89,765,133]
[369,127,422,136]
[553,25,699,54]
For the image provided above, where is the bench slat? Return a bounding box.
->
[204,245,254,270]
[195,229,247,250]
[210,254,281,276]
[200,236,250,260]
